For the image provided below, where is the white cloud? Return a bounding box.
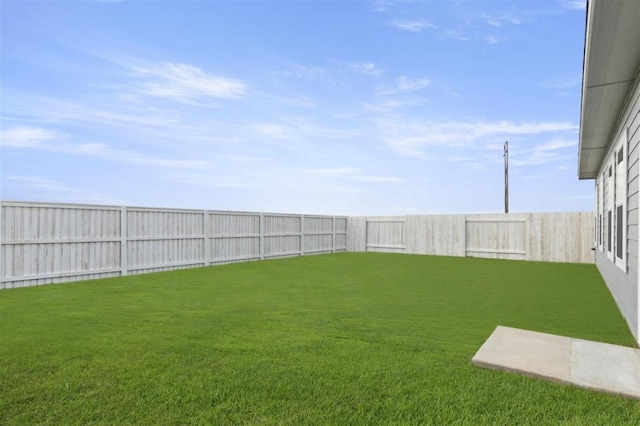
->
[131,62,246,101]
[4,175,122,204]
[307,167,404,183]
[377,76,430,95]
[364,97,427,112]
[2,125,207,168]
[534,139,577,152]
[351,62,383,76]
[378,119,578,158]
[443,30,470,41]
[280,64,327,79]
[0,126,59,148]
[484,35,505,44]
[396,76,429,91]
[256,124,292,140]
[371,0,392,12]
[562,1,586,10]
[65,142,208,168]
[390,20,436,32]
[254,121,361,143]
[509,139,577,167]
[480,13,523,27]
[169,173,265,189]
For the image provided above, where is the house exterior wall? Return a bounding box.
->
[595,73,640,342]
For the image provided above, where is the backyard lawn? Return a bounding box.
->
[1,252,639,424]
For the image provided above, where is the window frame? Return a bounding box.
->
[597,177,603,252]
[613,128,628,272]
[607,164,614,261]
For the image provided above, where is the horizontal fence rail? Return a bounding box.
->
[348,212,594,264]
[0,201,347,289]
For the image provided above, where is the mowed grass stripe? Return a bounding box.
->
[1,253,638,425]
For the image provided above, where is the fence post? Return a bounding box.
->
[259,213,265,260]
[203,210,211,267]
[463,215,467,258]
[300,214,305,256]
[332,216,336,253]
[0,201,3,288]
[120,206,128,276]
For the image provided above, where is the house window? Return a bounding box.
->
[613,129,627,271]
[607,165,614,260]
[597,178,603,251]
[607,210,612,255]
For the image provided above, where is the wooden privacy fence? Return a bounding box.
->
[348,212,594,264]
[0,201,347,289]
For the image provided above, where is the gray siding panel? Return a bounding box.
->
[594,74,640,342]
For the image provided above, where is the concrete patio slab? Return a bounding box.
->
[472,326,640,400]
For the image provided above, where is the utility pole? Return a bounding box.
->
[504,141,509,214]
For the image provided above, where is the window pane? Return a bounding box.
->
[599,214,602,245]
[608,211,612,252]
[617,205,624,260]
[618,149,624,164]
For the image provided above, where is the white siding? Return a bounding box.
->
[595,75,640,341]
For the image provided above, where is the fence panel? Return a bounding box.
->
[349,212,594,263]
[465,214,528,260]
[126,208,206,273]
[365,218,405,252]
[209,212,261,264]
[0,203,122,288]
[0,201,348,289]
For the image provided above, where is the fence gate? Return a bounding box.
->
[365,219,406,253]
[464,217,528,260]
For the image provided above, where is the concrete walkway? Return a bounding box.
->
[472,326,640,400]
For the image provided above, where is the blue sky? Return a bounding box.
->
[1,0,591,215]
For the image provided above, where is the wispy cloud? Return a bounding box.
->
[3,175,122,204]
[483,35,505,44]
[307,167,404,183]
[390,19,436,32]
[351,62,383,76]
[280,64,327,79]
[2,125,207,168]
[363,97,427,113]
[371,0,393,13]
[562,0,587,11]
[480,13,523,27]
[534,139,577,151]
[442,29,471,41]
[511,139,577,166]
[378,119,578,158]
[0,126,60,148]
[130,62,246,101]
[377,75,430,95]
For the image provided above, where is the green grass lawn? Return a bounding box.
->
[1,252,639,425]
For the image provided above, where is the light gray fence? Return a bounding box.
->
[0,202,595,290]
[0,201,347,289]
[348,212,594,264]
